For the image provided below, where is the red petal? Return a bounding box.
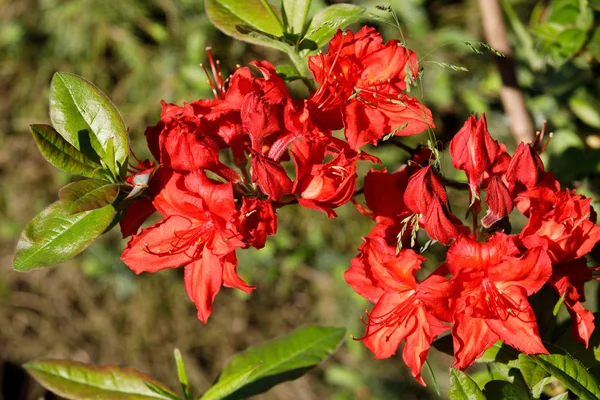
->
[184,247,223,323]
[452,313,499,370]
[486,286,548,355]
[121,215,197,274]
[490,247,552,296]
[251,155,293,200]
[482,176,513,228]
[423,198,461,245]
[221,251,255,294]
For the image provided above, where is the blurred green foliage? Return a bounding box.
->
[3,0,600,399]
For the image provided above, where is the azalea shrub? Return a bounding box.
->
[12,1,600,399]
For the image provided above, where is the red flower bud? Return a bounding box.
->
[251,154,293,201]
[424,198,461,245]
[449,114,500,187]
[505,142,545,195]
[404,165,447,215]
[482,176,513,228]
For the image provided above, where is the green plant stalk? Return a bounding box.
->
[286,49,316,91]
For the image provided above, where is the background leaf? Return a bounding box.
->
[301,4,365,54]
[24,359,178,399]
[49,72,129,176]
[215,326,346,399]
[449,368,486,400]
[519,353,550,396]
[58,179,119,215]
[530,353,600,400]
[30,124,100,178]
[483,379,532,399]
[13,202,116,271]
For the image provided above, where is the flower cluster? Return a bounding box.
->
[119,27,434,323]
[346,114,600,385]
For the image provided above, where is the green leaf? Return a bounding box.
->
[30,124,101,178]
[200,364,260,400]
[24,359,178,399]
[233,24,290,53]
[587,27,600,60]
[282,0,311,35]
[549,393,569,400]
[13,202,116,271]
[555,28,586,57]
[174,349,191,400]
[569,89,600,128]
[519,354,550,396]
[49,72,129,176]
[483,379,532,399]
[215,326,346,399]
[530,353,600,400]
[449,369,486,400]
[301,4,365,54]
[205,0,284,49]
[59,179,119,215]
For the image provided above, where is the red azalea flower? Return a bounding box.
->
[121,171,253,323]
[144,101,221,172]
[519,188,600,262]
[307,26,434,150]
[449,114,513,224]
[446,234,551,369]
[292,138,363,218]
[344,235,450,385]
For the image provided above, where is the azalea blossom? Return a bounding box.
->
[307,26,435,150]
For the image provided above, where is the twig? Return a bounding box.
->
[388,138,419,155]
[478,0,534,144]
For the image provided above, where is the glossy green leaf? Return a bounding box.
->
[530,353,600,400]
[483,379,532,399]
[449,369,486,400]
[30,124,100,178]
[49,72,129,176]
[282,0,311,35]
[205,0,284,49]
[200,363,260,400]
[13,202,116,271]
[233,25,289,52]
[215,326,346,399]
[59,179,119,215]
[301,4,365,54]
[519,354,550,396]
[24,359,178,399]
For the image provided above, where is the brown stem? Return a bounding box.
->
[478,0,534,144]
[388,138,419,155]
